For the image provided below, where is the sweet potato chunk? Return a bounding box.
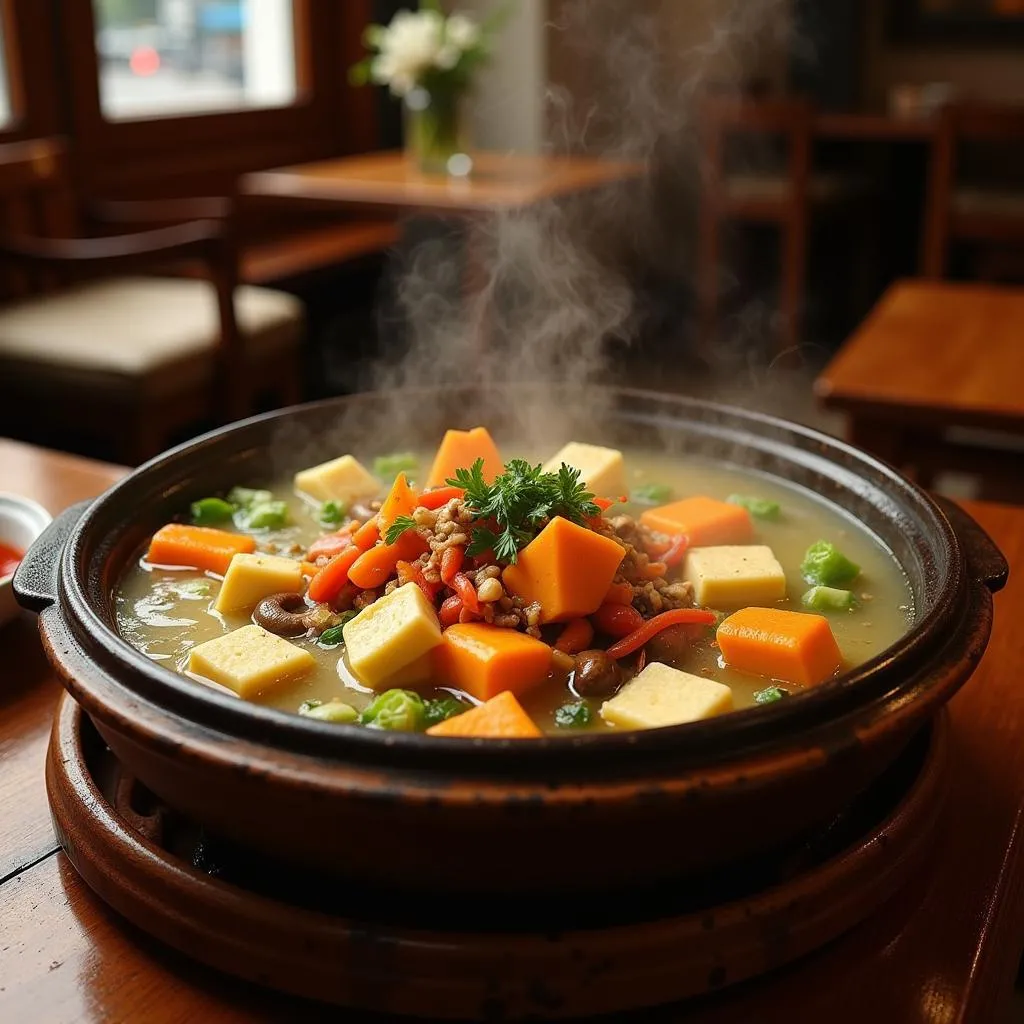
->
[426,690,542,739]
[502,517,625,624]
[640,496,753,547]
[717,607,843,687]
[432,622,553,702]
[147,524,255,576]
[424,427,503,489]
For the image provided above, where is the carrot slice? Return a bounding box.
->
[426,690,541,739]
[378,473,419,533]
[147,524,255,576]
[440,546,465,585]
[348,544,402,590]
[716,607,843,687]
[603,581,635,606]
[605,608,718,659]
[308,546,362,604]
[555,618,594,655]
[353,518,380,551]
[419,486,464,510]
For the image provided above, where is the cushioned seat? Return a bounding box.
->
[0,276,303,400]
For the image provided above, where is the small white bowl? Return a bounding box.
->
[0,493,52,627]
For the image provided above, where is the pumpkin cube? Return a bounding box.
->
[640,496,753,547]
[717,607,843,687]
[214,552,305,614]
[425,427,504,489]
[543,442,625,498]
[343,582,443,690]
[432,623,553,702]
[188,624,315,700]
[682,545,786,608]
[427,690,541,739]
[502,516,625,624]
[600,663,734,729]
[293,455,380,505]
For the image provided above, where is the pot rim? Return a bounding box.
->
[55,385,968,769]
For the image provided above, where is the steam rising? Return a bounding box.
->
[340,0,798,454]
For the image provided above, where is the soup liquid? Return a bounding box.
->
[116,452,914,734]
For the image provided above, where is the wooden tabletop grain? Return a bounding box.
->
[240,150,646,216]
[816,280,1024,434]
[1,437,1023,1023]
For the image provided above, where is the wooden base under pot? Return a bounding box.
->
[47,694,949,1021]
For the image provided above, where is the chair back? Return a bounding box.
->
[0,138,77,298]
[922,102,1024,277]
[699,96,814,215]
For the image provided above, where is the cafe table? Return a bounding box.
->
[240,150,647,218]
[2,436,1024,1023]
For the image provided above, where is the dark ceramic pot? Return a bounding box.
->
[15,386,1008,900]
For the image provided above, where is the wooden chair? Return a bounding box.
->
[0,138,304,464]
[697,96,862,355]
[922,103,1024,280]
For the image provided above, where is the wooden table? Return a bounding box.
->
[816,280,1024,488]
[240,150,646,217]
[815,110,940,141]
[3,438,1024,1022]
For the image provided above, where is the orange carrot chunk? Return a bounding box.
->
[426,690,542,739]
[641,496,753,548]
[716,607,843,688]
[378,473,419,533]
[147,524,255,576]
[502,517,625,624]
[425,427,504,489]
[432,623,553,703]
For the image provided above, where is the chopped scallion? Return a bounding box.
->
[554,701,592,728]
[190,497,235,526]
[300,700,358,723]
[318,500,346,527]
[227,487,273,509]
[802,585,857,613]
[237,500,290,531]
[754,686,789,705]
[374,453,419,479]
[630,483,674,505]
[424,697,468,727]
[801,540,860,587]
[727,495,781,521]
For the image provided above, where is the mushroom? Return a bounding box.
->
[573,650,623,698]
[253,592,311,637]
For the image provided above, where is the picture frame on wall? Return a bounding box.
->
[890,0,1024,44]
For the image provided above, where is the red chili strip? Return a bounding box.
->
[451,572,480,614]
[605,608,718,660]
[662,535,689,569]
[439,595,463,627]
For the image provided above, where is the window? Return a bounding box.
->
[93,0,297,121]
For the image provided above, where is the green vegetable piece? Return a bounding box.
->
[384,515,419,546]
[239,500,290,531]
[300,699,359,724]
[227,487,273,509]
[801,540,860,587]
[176,579,211,598]
[374,453,419,479]
[554,701,592,729]
[318,625,346,648]
[727,494,781,521]
[802,585,857,613]
[631,483,674,505]
[360,689,427,732]
[190,497,235,526]
[424,696,468,727]
[754,686,789,705]
[318,500,346,527]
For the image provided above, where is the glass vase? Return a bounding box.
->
[404,87,472,177]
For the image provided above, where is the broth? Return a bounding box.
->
[116,449,914,736]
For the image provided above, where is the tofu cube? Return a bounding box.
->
[600,663,734,730]
[543,442,625,498]
[294,455,380,505]
[214,552,304,614]
[188,624,315,700]
[683,545,787,608]
[343,582,443,690]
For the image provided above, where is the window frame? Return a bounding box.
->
[0,0,64,143]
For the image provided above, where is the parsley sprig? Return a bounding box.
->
[384,514,418,545]
[446,459,599,564]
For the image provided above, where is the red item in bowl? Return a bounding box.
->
[1,541,22,578]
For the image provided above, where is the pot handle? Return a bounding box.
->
[933,495,1009,594]
[13,500,91,613]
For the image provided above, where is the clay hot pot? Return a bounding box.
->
[15,386,1008,900]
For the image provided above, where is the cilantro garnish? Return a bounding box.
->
[446,459,599,565]
[384,515,418,545]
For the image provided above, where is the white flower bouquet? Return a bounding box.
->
[351,1,513,174]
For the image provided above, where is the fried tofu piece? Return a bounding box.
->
[600,663,734,729]
[293,455,380,505]
[214,552,304,613]
[543,442,625,498]
[682,545,786,608]
[188,624,315,699]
